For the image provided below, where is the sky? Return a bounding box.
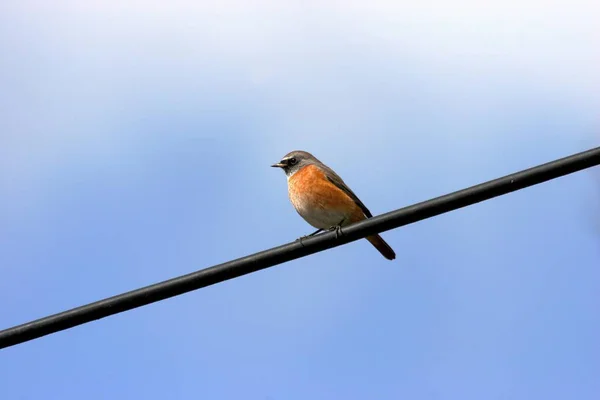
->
[0,1,599,399]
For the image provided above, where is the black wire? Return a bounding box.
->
[1,146,599,350]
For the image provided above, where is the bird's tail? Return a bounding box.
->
[366,234,396,260]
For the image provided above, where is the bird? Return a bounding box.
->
[271,150,396,260]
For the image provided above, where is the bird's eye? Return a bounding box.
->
[289,157,297,165]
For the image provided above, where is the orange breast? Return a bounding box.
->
[287,165,365,224]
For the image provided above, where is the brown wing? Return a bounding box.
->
[320,164,373,218]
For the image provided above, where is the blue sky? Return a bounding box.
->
[1,1,599,399]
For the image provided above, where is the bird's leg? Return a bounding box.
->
[296,228,324,246]
[308,228,324,236]
[328,218,346,239]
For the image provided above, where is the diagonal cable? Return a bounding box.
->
[1,146,599,350]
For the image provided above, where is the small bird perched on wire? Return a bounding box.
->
[272,150,396,260]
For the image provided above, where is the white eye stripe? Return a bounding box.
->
[281,156,298,165]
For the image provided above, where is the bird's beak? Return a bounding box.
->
[271,162,285,168]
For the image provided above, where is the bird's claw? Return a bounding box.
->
[296,235,308,247]
[297,226,342,245]
[296,228,323,245]
[296,235,309,246]
[328,225,344,239]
